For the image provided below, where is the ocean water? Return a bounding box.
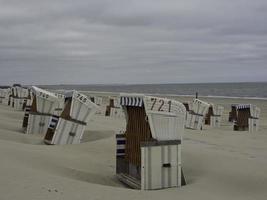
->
[42,82,267,99]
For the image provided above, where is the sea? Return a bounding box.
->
[41,82,267,99]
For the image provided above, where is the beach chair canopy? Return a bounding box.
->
[236,104,260,119]
[31,86,60,114]
[62,90,98,123]
[120,93,186,141]
[17,87,29,98]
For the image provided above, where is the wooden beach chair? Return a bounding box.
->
[233,104,260,132]
[10,85,30,110]
[44,91,98,145]
[205,104,224,127]
[116,94,186,190]
[0,88,11,105]
[229,104,238,122]
[105,96,124,118]
[89,96,106,116]
[26,86,61,135]
[185,99,210,130]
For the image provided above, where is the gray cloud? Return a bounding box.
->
[0,0,267,85]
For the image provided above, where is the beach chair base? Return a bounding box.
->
[233,125,248,131]
[44,118,86,145]
[1,98,9,105]
[116,137,184,190]
[13,98,27,110]
[26,113,51,135]
[248,118,259,132]
[210,116,222,128]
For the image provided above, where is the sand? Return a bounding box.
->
[0,95,267,200]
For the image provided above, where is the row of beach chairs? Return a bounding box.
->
[0,84,32,110]
[0,85,262,134]
[0,85,261,191]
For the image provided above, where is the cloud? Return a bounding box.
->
[0,0,267,84]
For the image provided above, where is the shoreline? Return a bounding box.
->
[48,88,267,101]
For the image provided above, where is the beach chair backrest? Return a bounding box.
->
[144,96,186,141]
[120,94,151,165]
[192,99,210,115]
[64,91,98,123]
[32,86,60,114]
[16,87,29,98]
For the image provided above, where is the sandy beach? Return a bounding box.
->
[0,94,267,200]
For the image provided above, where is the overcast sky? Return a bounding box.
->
[0,0,267,85]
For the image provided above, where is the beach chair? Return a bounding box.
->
[0,89,5,104]
[26,86,60,135]
[89,96,106,116]
[44,91,98,145]
[0,88,11,105]
[22,88,33,129]
[116,94,186,190]
[185,99,210,130]
[105,96,124,118]
[205,104,224,127]
[10,85,30,110]
[229,104,238,122]
[233,104,260,132]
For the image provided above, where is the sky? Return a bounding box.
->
[0,0,267,85]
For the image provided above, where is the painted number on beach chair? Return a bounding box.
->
[39,92,49,99]
[75,93,87,103]
[150,98,172,112]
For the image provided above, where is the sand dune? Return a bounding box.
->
[0,96,267,200]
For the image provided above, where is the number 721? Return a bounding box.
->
[150,98,171,112]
